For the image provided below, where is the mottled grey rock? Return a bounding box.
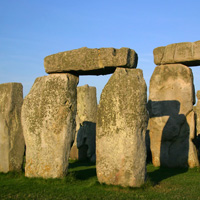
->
[70,85,97,162]
[44,47,138,75]
[76,85,97,123]
[0,83,24,172]
[154,40,200,66]
[96,68,148,187]
[148,64,199,168]
[21,74,78,178]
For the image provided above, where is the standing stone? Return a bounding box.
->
[76,121,96,162]
[70,85,97,162]
[96,68,148,187]
[194,91,200,136]
[0,83,24,172]
[148,64,199,168]
[194,91,200,158]
[21,74,79,178]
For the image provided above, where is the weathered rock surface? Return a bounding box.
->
[154,40,200,66]
[0,83,24,172]
[148,64,199,168]
[194,91,200,159]
[21,74,79,178]
[96,68,148,187]
[70,85,97,162]
[44,47,138,75]
[194,91,200,136]
[76,85,97,123]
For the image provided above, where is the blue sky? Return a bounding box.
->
[1,0,200,102]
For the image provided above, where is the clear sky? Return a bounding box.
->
[1,0,200,102]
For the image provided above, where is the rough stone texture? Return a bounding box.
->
[194,91,200,159]
[96,68,148,187]
[70,85,97,162]
[76,85,97,123]
[153,40,200,66]
[197,90,200,100]
[44,47,138,75]
[194,90,200,137]
[21,74,79,178]
[148,64,199,168]
[0,83,24,173]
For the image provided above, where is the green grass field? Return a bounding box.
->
[0,160,200,200]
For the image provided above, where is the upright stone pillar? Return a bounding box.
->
[194,91,200,158]
[0,83,24,172]
[21,74,79,178]
[70,84,97,162]
[194,91,200,136]
[96,68,148,187]
[148,64,199,168]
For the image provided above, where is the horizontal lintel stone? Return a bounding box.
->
[44,47,138,75]
[153,40,200,67]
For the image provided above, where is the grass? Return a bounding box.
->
[0,160,200,200]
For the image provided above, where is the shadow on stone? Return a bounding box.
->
[148,100,190,168]
[22,146,26,172]
[76,121,96,162]
[145,130,152,164]
[194,134,200,160]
